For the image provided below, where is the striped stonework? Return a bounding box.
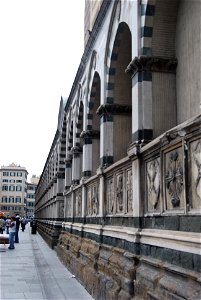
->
[67,121,73,153]
[75,101,84,148]
[87,72,100,131]
[106,22,126,104]
[58,114,66,178]
[141,0,156,56]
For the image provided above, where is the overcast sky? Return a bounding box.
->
[0,0,85,181]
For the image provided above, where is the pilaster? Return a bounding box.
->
[126,55,177,144]
[71,146,82,185]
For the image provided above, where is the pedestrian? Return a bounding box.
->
[15,213,21,243]
[8,216,16,249]
[21,216,27,232]
[5,215,10,234]
[0,217,4,234]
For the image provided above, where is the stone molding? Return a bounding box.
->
[62,222,201,255]
[126,55,178,78]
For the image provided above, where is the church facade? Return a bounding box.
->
[35,1,201,299]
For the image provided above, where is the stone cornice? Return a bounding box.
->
[96,104,132,116]
[126,56,178,78]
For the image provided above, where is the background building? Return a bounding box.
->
[26,175,39,217]
[0,163,28,216]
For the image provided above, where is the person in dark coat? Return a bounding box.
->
[15,213,20,243]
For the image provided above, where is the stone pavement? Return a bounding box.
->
[0,224,93,300]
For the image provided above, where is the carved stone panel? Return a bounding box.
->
[86,181,99,216]
[66,194,72,217]
[126,169,133,213]
[106,165,133,215]
[58,201,64,218]
[116,172,124,213]
[190,139,201,210]
[164,148,184,211]
[146,158,160,212]
[75,188,82,217]
[107,176,115,214]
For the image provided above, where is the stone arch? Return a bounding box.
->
[67,120,73,156]
[74,97,84,181]
[88,71,101,175]
[106,21,132,163]
[139,0,179,137]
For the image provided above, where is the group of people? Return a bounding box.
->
[0,214,28,249]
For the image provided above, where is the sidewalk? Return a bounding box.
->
[0,224,93,300]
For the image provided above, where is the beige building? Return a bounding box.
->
[26,175,39,217]
[0,163,28,216]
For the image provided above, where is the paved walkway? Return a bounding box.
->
[0,225,93,300]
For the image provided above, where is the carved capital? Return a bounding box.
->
[65,154,72,163]
[80,130,100,139]
[71,146,82,155]
[96,104,132,116]
[126,56,178,78]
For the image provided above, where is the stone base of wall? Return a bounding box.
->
[37,222,61,249]
[56,232,201,300]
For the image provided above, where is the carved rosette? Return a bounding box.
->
[190,139,201,209]
[165,149,184,210]
[146,158,160,212]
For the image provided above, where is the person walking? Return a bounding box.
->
[21,216,27,232]
[5,216,10,234]
[15,213,20,243]
[8,216,16,249]
[0,217,4,234]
